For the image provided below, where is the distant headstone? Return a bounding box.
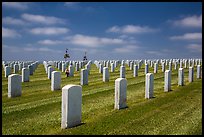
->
[103,67,109,82]
[51,71,61,91]
[145,64,149,74]
[133,65,138,77]
[164,70,171,92]
[197,65,201,79]
[189,67,193,83]
[22,68,29,82]
[80,69,88,85]
[14,64,19,73]
[5,66,11,78]
[48,66,54,79]
[120,66,125,78]
[178,68,184,86]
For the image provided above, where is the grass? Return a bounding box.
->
[1,63,202,135]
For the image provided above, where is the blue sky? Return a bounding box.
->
[2,2,202,61]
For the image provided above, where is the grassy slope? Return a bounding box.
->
[2,63,202,135]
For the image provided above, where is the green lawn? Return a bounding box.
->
[2,63,202,135]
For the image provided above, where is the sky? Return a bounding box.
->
[2,2,202,61]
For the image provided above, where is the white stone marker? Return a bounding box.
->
[145,64,149,74]
[48,66,54,79]
[115,78,127,109]
[197,65,201,79]
[180,61,183,68]
[8,74,22,98]
[164,70,171,92]
[154,63,158,73]
[76,63,79,71]
[5,66,11,78]
[111,63,115,72]
[28,65,33,75]
[62,63,65,72]
[169,62,172,71]
[120,66,125,78]
[103,67,109,82]
[178,68,184,86]
[130,62,133,70]
[22,68,30,82]
[61,85,82,129]
[81,69,88,85]
[145,73,154,99]
[99,64,103,73]
[14,64,19,73]
[162,62,165,72]
[133,65,138,77]
[189,67,193,83]
[19,63,22,71]
[51,71,61,91]
[69,65,74,77]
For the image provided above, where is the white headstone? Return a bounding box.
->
[133,65,138,77]
[162,62,165,72]
[28,65,33,75]
[22,68,30,82]
[14,64,19,73]
[164,70,171,92]
[154,63,158,73]
[103,67,109,82]
[189,67,193,83]
[178,68,184,86]
[5,66,11,78]
[69,65,74,77]
[62,63,66,72]
[197,65,201,79]
[99,64,103,73]
[145,64,149,74]
[120,66,125,78]
[61,85,82,128]
[48,66,54,79]
[8,74,22,98]
[80,69,88,85]
[145,73,154,99]
[111,63,115,72]
[51,71,61,91]
[115,78,127,109]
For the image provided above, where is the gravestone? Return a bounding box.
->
[197,65,201,79]
[61,85,82,128]
[48,66,54,79]
[162,62,165,72]
[178,68,184,86]
[120,66,125,78]
[69,65,74,77]
[169,62,172,71]
[164,70,171,92]
[14,64,19,73]
[115,78,127,109]
[154,63,158,73]
[145,64,149,74]
[5,66,11,78]
[189,67,193,83]
[111,63,115,72]
[8,74,22,98]
[81,69,88,85]
[133,65,138,77]
[28,65,33,75]
[145,73,154,99]
[103,67,109,82]
[51,71,61,91]
[99,64,103,73]
[22,68,29,82]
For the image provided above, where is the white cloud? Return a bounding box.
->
[187,44,202,52]
[170,32,202,40]
[3,2,28,10]
[30,27,69,35]
[107,25,158,34]
[173,14,202,28]
[114,45,139,53]
[21,13,65,25]
[38,39,66,45]
[3,17,27,25]
[66,34,126,47]
[2,27,21,38]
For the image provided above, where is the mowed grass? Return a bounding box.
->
[2,63,202,135]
